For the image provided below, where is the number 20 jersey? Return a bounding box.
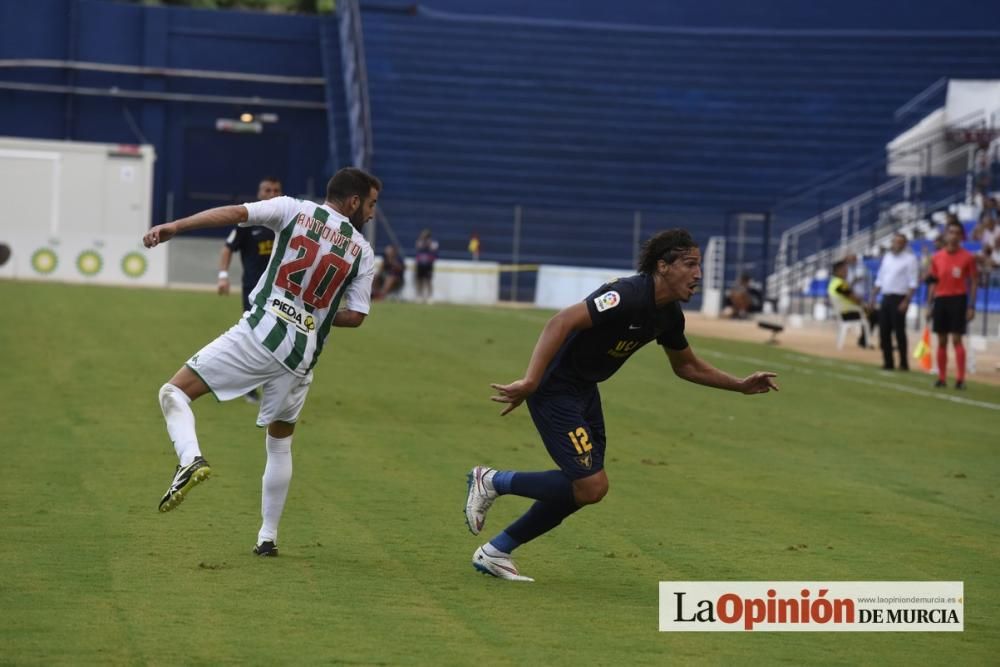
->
[240,196,375,376]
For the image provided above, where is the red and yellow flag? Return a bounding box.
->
[912,326,932,371]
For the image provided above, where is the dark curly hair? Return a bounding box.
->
[638,229,697,274]
[326,167,382,203]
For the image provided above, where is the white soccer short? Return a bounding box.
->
[185,319,313,427]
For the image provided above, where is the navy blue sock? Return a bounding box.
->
[488,530,520,554]
[493,469,574,504]
[503,499,580,548]
[492,470,515,494]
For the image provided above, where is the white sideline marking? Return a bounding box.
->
[700,349,1000,412]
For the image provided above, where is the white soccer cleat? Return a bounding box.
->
[465,466,498,535]
[472,545,534,582]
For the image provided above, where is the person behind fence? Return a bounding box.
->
[973,148,993,202]
[871,233,918,371]
[973,210,999,270]
[722,273,762,319]
[828,259,872,347]
[926,220,978,390]
[414,228,439,303]
[373,244,405,300]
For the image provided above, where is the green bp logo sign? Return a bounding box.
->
[121,251,147,278]
[31,248,58,274]
[77,250,103,276]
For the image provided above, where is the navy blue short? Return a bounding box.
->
[526,378,606,480]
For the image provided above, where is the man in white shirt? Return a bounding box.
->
[872,233,919,370]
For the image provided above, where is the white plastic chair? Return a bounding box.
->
[832,307,873,350]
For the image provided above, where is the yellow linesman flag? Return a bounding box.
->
[913,325,933,371]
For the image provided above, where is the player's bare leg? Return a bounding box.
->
[572,470,609,506]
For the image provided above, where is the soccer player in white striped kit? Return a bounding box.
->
[142,168,380,556]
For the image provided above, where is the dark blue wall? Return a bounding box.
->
[0,0,344,230]
[361,7,1000,262]
[370,0,1000,32]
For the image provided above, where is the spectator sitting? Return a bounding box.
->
[846,252,878,339]
[829,259,873,348]
[722,273,763,319]
[373,244,405,300]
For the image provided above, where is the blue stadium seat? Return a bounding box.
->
[806,278,829,297]
[360,7,1000,275]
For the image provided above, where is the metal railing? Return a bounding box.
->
[768,140,980,313]
[700,235,727,315]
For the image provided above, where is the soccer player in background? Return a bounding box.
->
[465,229,779,581]
[926,219,978,389]
[143,167,380,556]
[216,176,283,403]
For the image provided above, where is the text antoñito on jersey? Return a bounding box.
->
[295,213,362,258]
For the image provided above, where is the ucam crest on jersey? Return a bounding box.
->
[594,290,621,312]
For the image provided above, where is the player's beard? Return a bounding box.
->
[350,209,368,230]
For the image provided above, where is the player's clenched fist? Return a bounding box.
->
[143,222,178,248]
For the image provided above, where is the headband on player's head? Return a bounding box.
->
[661,247,694,264]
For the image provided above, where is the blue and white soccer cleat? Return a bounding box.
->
[465,465,498,535]
[472,545,534,582]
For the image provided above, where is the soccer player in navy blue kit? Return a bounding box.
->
[217,177,282,402]
[465,229,779,581]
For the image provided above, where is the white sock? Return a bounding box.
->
[158,383,202,467]
[258,433,293,545]
[483,468,497,493]
[482,544,509,558]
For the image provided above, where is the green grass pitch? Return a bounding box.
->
[1,281,998,664]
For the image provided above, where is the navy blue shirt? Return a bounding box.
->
[546,273,688,386]
[225,225,275,292]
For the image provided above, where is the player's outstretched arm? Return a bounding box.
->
[665,346,778,394]
[490,301,593,416]
[143,205,249,248]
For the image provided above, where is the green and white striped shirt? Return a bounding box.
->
[240,196,374,376]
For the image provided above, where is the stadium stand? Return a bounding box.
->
[360,5,1000,274]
